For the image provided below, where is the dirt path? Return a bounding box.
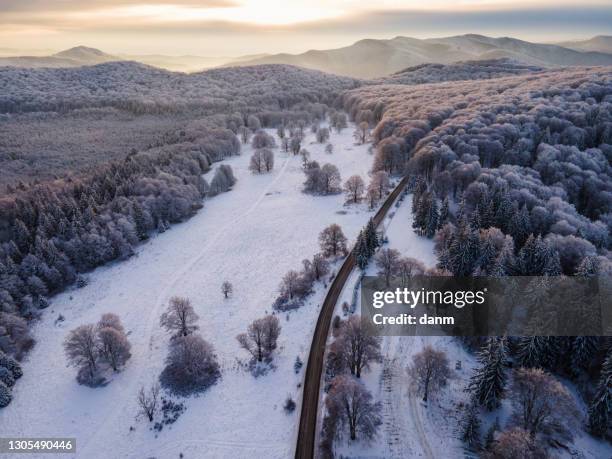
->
[295,176,409,459]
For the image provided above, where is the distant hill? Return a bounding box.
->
[0,46,120,68]
[226,34,612,78]
[557,36,612,54]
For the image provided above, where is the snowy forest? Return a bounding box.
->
[1,54,612,458]
[324,65,612,456]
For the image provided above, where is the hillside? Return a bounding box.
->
[0,46,120,68]
[227,34,612,78]
[559,35,612,54]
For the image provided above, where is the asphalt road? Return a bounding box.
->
[295,175,410,459]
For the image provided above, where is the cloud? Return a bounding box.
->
[0,0,236,13]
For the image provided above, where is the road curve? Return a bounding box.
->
[295,175,410,459]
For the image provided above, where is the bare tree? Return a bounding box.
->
[368,171,390,202]
[316,127,330,143]
[238,126,250,144]
[252,131,276,149]
[333,315,381,378]
[509,367,578,439]
[375,248,401,287]
[281,137,290,153]
[409,345,451,402]
[344,175,365,204]
[137,383,160,422]
[97,326,131,371]
[484,427,546,459]
[310,253,330,281]
[354,121,370,144]
[396,257,426,286]
[237,315,281,362]
[64,324,98,380]
[276,125,285,140]
[300,149,310,167]
[290,136,301,155]
[160,334,220,394]
[249,149,265,173]
[221,281,233,299]
[279,270,302,300]
[97,313,124,332]
[160,296,199,338]
[319,164,341,194]
[262,148,274,172]
[326,375,382,441]
[319,224,348,258]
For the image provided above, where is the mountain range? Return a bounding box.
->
[1,35,612,78]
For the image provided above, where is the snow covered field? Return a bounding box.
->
[0,124,378,459]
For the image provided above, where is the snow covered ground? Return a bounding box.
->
[0,123,378,459]
[328,194,612,459]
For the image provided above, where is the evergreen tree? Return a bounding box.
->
[484,417,500,450]
[467,337,507,410]
[508,204,531,248]
[571,336,598,374]
[461,402,482,450]
[576,256,600,277]
[448,218,480,276]
[588,351,612,436]
[364,219,379,257]
[355,231,370,270]
[438,197,450,229]
[425,197,439,238]
[514,336,557,369]
[132,202,149,241]
[0,381,11,408]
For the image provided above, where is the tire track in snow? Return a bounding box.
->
[80,153,294,457]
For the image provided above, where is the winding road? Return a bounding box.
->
[295,175,410,459]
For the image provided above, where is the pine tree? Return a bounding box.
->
[571,336,598,374]
[588,352,612,436]
[364,219,379,257]
[467,337,507,410]
[461,402,482,450]
[438,197,450,229]
[425,197,439,238]
[132,202,148,241]
[0,380,11,408]
[576,256,600,277]
[355,231,370,270]
[448,217,480,276]
[514,336,557,369]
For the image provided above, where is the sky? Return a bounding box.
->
[1,0,611,56]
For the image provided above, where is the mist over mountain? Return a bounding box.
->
[227,34,612,78]
[558,35,612,54]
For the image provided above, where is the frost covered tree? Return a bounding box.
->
[510,367,578,439]
[325,143,334,154]
[262,148,274,172]
[343,175,365,204]
[137,383,160,422]
[0,381,11,408]
[249,149,265,173]
[247,114,261,131]
[97,315,131,371]
[290,137,302,155]
[375,248,400,287]
[330,112,348,133]
[354,121,370,144]
[251,131,276,149]
[367,171,390,204]
[409,345,451,402]
[306,253,330,281]
[160,296,199,338]
[460,402,481,451]
[448,218,480,276]
[319,224,347,257]
[514,336,556,369]
[236,315,281,363]
[588,351,612,436]
[238,126,251,144]
[160,334,220,394]
[0,351,23,380]
[221,281,233,299]
[467,337,507,410]
[319,164,342,194]
[0,367,15,388]
[325,374,382,441]
[209,164,237,196]
[64,324,99,383]
[331,315,381,378]
[396,257,426,286]
[486,428,546,459]
[316,127,330,143]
